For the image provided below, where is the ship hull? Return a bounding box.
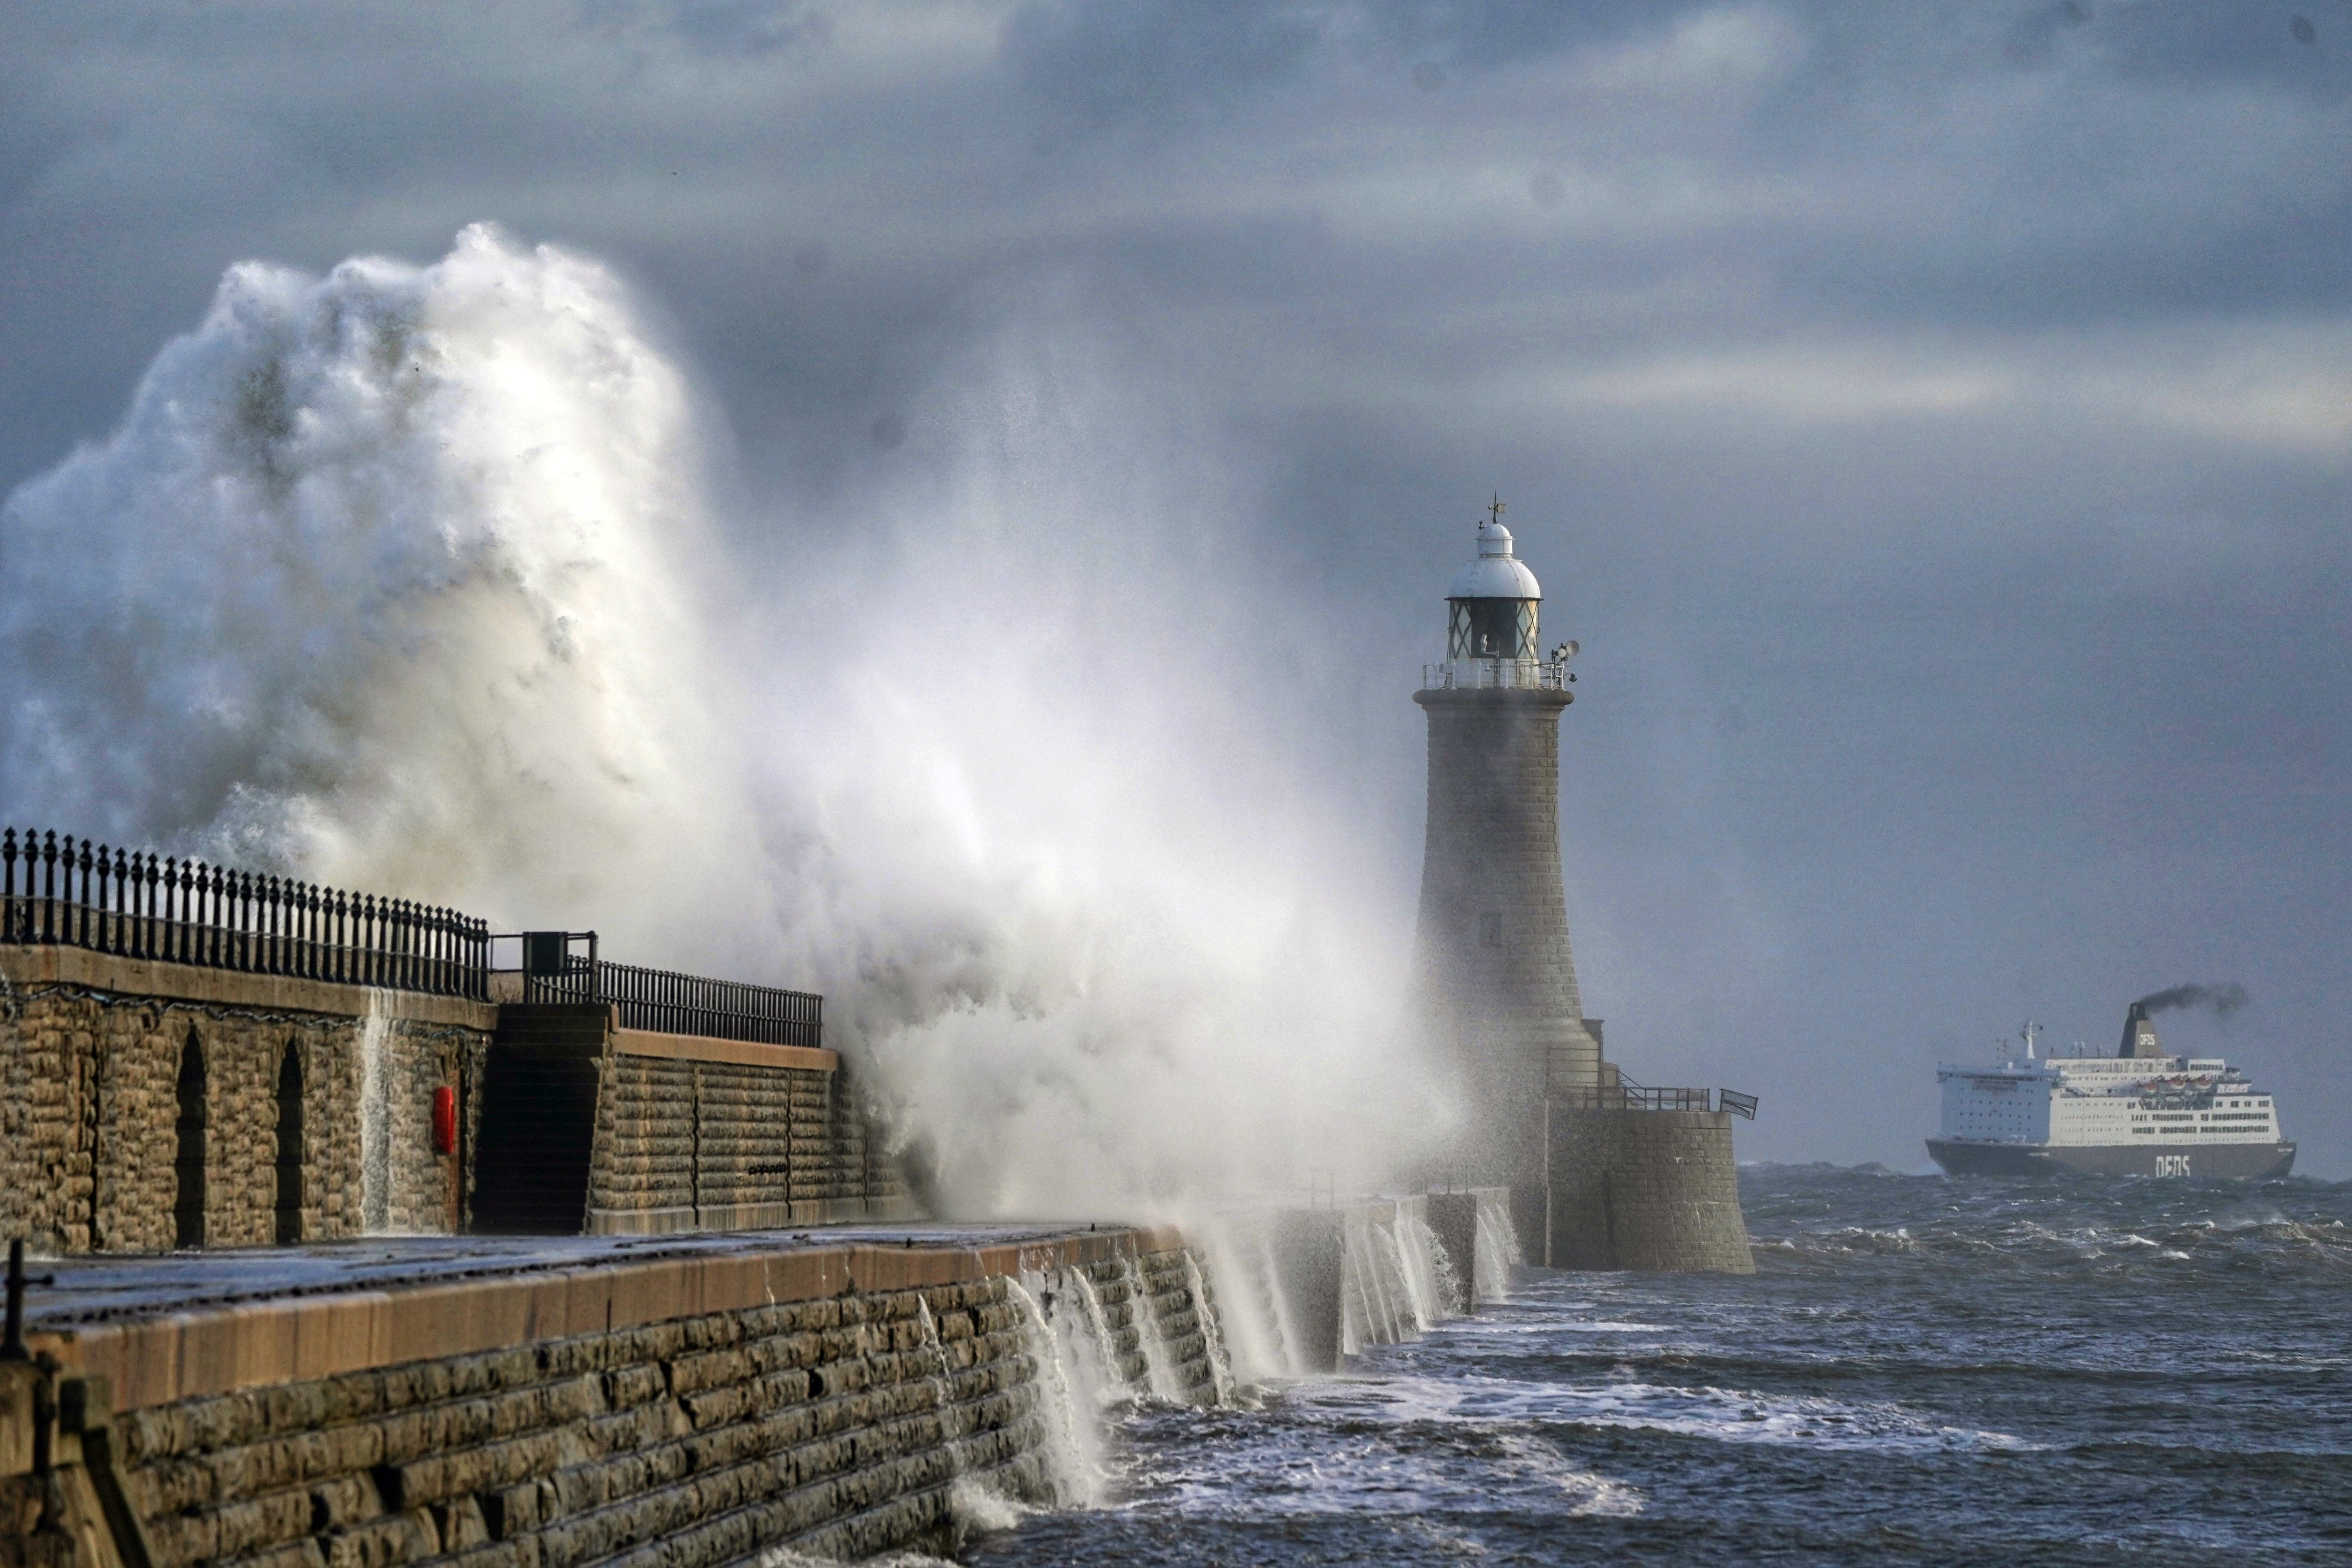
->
[1926,1139,2296,1181]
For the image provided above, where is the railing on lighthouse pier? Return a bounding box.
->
[0,828,827,1045]
[1553,1074,1759,1119]
[0,826,490,999]
[494,930,824,1050]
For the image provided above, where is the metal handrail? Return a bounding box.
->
[503,932,823,1049]
[0,827,489,999]
[1554,1082,1760,1119]
[1420,657,1570,693]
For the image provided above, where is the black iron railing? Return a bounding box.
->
[0,827,490,1000]
[508,931,822,1048]
[1555,1079,1759,1120]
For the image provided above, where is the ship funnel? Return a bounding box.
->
[2117,1002,2162,1059]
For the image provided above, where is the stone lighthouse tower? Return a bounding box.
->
[1411,502,1755,1273]
[1410,503,1601,1191]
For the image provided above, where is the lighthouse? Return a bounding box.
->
[1410,501,1755,1272]
[1410,501,1601,1190]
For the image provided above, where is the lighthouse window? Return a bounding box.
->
[1450,599,1539,661]
[1479,912,1504,948]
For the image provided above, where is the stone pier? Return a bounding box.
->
[1,1225,1220,1567]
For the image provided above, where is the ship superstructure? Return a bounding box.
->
[1927,1005,2294,1180]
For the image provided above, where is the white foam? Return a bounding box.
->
[1301,1370,2035,1454]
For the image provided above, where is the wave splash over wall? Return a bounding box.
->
[0,226,1438,1213]
[0,222,763,958]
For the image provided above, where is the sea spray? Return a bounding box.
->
[1116,1254,1184,1401]
[1004,1276,1105,1506]
[1412,1212,1467,1318]
[357,992,391,1233]
[1474,1190,1523,1301]
[0,225,768,964]
[1179,1249,1236,1404]
[1254,1231,1306,1377]
[0,225,1446,1222]
[1063,1266,1128,1401]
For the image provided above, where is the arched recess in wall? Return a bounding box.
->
[274,1042,305,1245]
[174,1027,207,1249]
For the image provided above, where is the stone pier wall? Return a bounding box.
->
[563,1020,906,1236]
[3,1230,1218,1568]
[588,1053,900,1231]
[1546,1107,1755,1273]
[0,948,492,1255]
[113,1280,1051,1567]
[0,955,907,1253]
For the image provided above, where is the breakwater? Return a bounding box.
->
[3,1192,1530,1566]
[2,1226,1220,1566]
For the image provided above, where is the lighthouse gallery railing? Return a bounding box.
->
[1421,657,1570,692]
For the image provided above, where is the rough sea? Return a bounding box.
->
[969,1166,2352,1566]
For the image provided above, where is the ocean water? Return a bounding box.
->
[970,1166,2352,1566]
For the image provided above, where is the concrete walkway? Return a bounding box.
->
[18,1222,1145,1332]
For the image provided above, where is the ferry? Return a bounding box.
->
[1927,1005,2294,1180]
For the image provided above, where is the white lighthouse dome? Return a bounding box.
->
[1448,517,1543,600]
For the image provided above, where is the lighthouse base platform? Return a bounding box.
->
[1545,1106,1755,1273]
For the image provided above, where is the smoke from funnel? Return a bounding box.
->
[2133,982,2252,1018]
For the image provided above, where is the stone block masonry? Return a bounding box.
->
[1,957,906,1255]
[473,1006,907,1238]
[1411,687,1601,1189]
[2,1227,1221,1568]
[114,1282,1047,1567]
[587,1052,896,1229]
[0,947,492,1256]
[1546,1107,1755,1273]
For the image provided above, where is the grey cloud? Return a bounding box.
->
[1003,0,1328,132]
[584,0,835,58]
[2,0,2349,1169]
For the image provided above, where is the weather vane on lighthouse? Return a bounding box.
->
[1485,494,1505,528]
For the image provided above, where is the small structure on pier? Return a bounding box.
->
[0,828,907,1255]
[1409,502,1754,1272]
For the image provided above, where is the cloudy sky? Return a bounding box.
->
[4,1,2348,1175]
